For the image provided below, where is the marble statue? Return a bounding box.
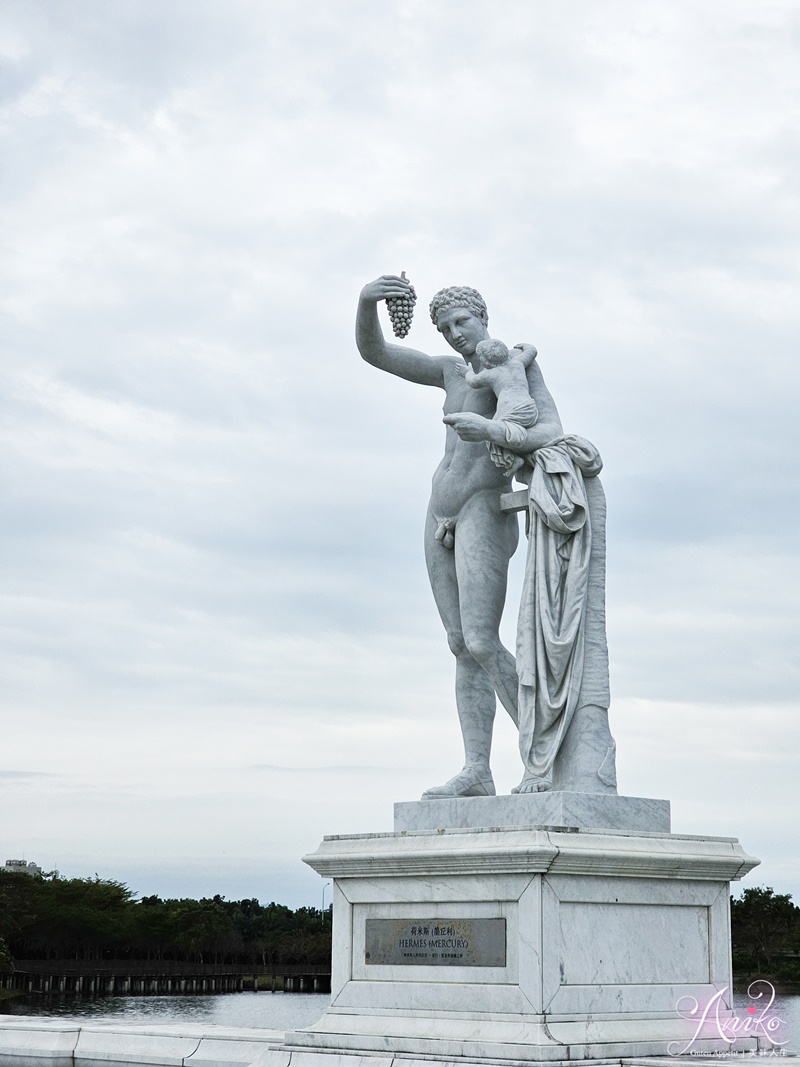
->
[356,275,617,798]
[458,338,539,477]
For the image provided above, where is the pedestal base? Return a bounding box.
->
[395,791,671,834]
[289,796,759,1064]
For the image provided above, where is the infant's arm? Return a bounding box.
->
[512,344,538,369]
[465,366,494,389]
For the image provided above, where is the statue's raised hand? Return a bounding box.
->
[360,275,415,304]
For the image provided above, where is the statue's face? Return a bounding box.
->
[435,306,488,357]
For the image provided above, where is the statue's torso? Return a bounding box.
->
[429,359,562,517]
[429,370,510,516]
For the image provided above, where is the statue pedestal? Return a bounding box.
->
[285,795,760,1065]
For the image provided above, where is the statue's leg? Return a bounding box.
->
[420,508,498,799]
[550,704,617,793]
[453,493,520,727]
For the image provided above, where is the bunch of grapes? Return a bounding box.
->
[386,271,417,338]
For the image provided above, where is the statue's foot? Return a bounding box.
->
[421,767,496,800]
[511,773,552,794]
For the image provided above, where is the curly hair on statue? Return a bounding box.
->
[429,285,488,328]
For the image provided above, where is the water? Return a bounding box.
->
[726,990,799,1054]
[1,990,330,1031]
[2,990,799,1053]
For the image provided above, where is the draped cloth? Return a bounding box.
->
[516,434,608,784]
[487,400,540,476]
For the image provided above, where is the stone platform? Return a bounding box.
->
[286,794,760,1064]
[0,1018,288,1066]
[0,1016,795,1066]
[395,791,670,834]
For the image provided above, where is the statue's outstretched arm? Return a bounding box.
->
[444,411,561,450]
[357,276,446,389]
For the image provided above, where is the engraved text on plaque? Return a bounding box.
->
[364,918,506,967]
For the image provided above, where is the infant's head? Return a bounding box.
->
[476,338,510,369]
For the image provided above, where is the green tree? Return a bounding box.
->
[0,937,14,974]
[171,899,236,964]
[731,886,800,970]
[0,871,332,970]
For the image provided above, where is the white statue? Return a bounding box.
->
[458,338,539,477]
[356,275,616,798]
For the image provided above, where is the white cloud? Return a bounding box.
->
[0,0,798,905]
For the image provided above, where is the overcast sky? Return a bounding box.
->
[1,0,798,908]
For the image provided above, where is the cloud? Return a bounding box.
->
[0,770,55,780]
[0,0,798,904]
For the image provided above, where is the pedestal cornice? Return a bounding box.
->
[303,825,759,882]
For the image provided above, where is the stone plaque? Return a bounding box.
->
[364,918,506,967]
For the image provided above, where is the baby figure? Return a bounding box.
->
[461,339,539,476]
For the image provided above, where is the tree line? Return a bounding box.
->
[0,871,330,969]
[1,872,798,981]
[731,886,800,984]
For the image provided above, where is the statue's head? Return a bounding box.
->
[429,286,488,328]
[429,286,489,356]
[476,338,509,369]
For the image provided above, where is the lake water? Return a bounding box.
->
[2,990,330,1031]
[2,989,799,1054]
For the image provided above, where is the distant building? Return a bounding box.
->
[3,859,43,877]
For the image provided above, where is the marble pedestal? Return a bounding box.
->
[288,794,759,1065]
